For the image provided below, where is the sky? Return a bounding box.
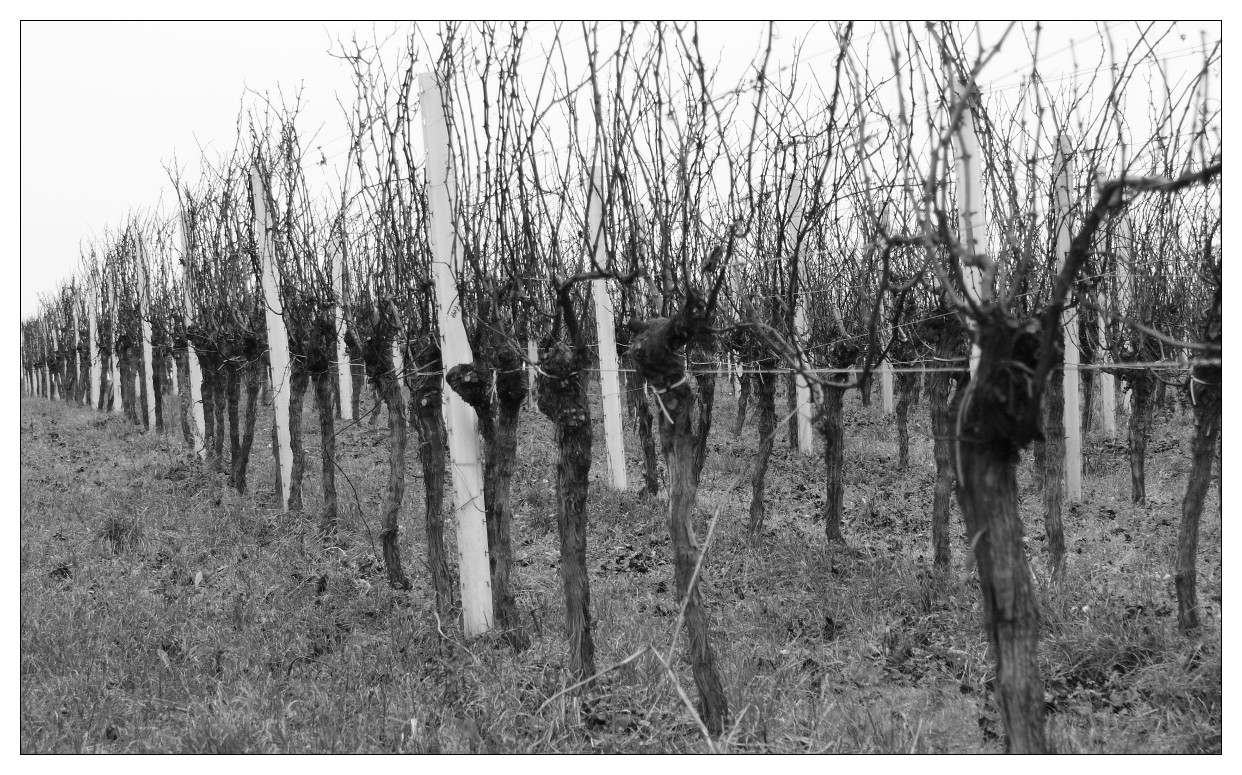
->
[17,19,1222,322]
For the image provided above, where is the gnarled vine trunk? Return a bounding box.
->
[197,354,218,466]
[175,349,192,447]
[817,343,858,544]
[818,381,847,543]
[308,317,338,535]
[225,334,262,494]
[785,372,799,450]
[894,364,921,470]
[733,367,752,437]
[210,361,227,470]
[1041,325,1067,577]
[226,357,242,465]
[747,361,778,534]
[313,371,338,533]
[363,326,410,590]
[408,338,455,618]
[230,355,261,495]
[630,305,728,737]
[954,313,1047,754]
[1124,372,1156,504]
[446,331,528,651]
[925,313,967,571]
[536,340,596,680]
[1176,283,1221,634]
[286,364,309,512]
[628,367,660,499]
[690,345,716,488]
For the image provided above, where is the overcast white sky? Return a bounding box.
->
[16,16,1222,322]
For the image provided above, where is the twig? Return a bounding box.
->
[535,646,651,715]
[649,647,718,753]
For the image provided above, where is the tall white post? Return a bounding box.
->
[786,174,814,456]
[168,353,179,399]
[179,210,208,458]
[1054,134,1083,502]
[391,329,405,392]
[588,165,628,490]
[109,282,123,414]
[526,337,538,406]
[331,236,353,421]
[419,70,493,638]
[950,75,988,375]
[251,166,294,509]
[138,238,157,431]
[88,284,100,409]
[880,360,894,414]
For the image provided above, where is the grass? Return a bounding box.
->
[19,383,1222,753]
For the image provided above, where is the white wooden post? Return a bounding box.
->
[168,353,179,399]
[251,166,294,509]
[419,70,493,638]
[880,360,894,414]
[526,337,538,406]
[138,237,157,431]
[786,174,814,456]
[588,165,628,490]
[179,209,208,459]
[793,302,814,456]
[88,284,100,409]
[331,236,353,421]
[1053,134,1083,502]
[109,282,123,414]
[391,329,405,392]
[950,75,987,375]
